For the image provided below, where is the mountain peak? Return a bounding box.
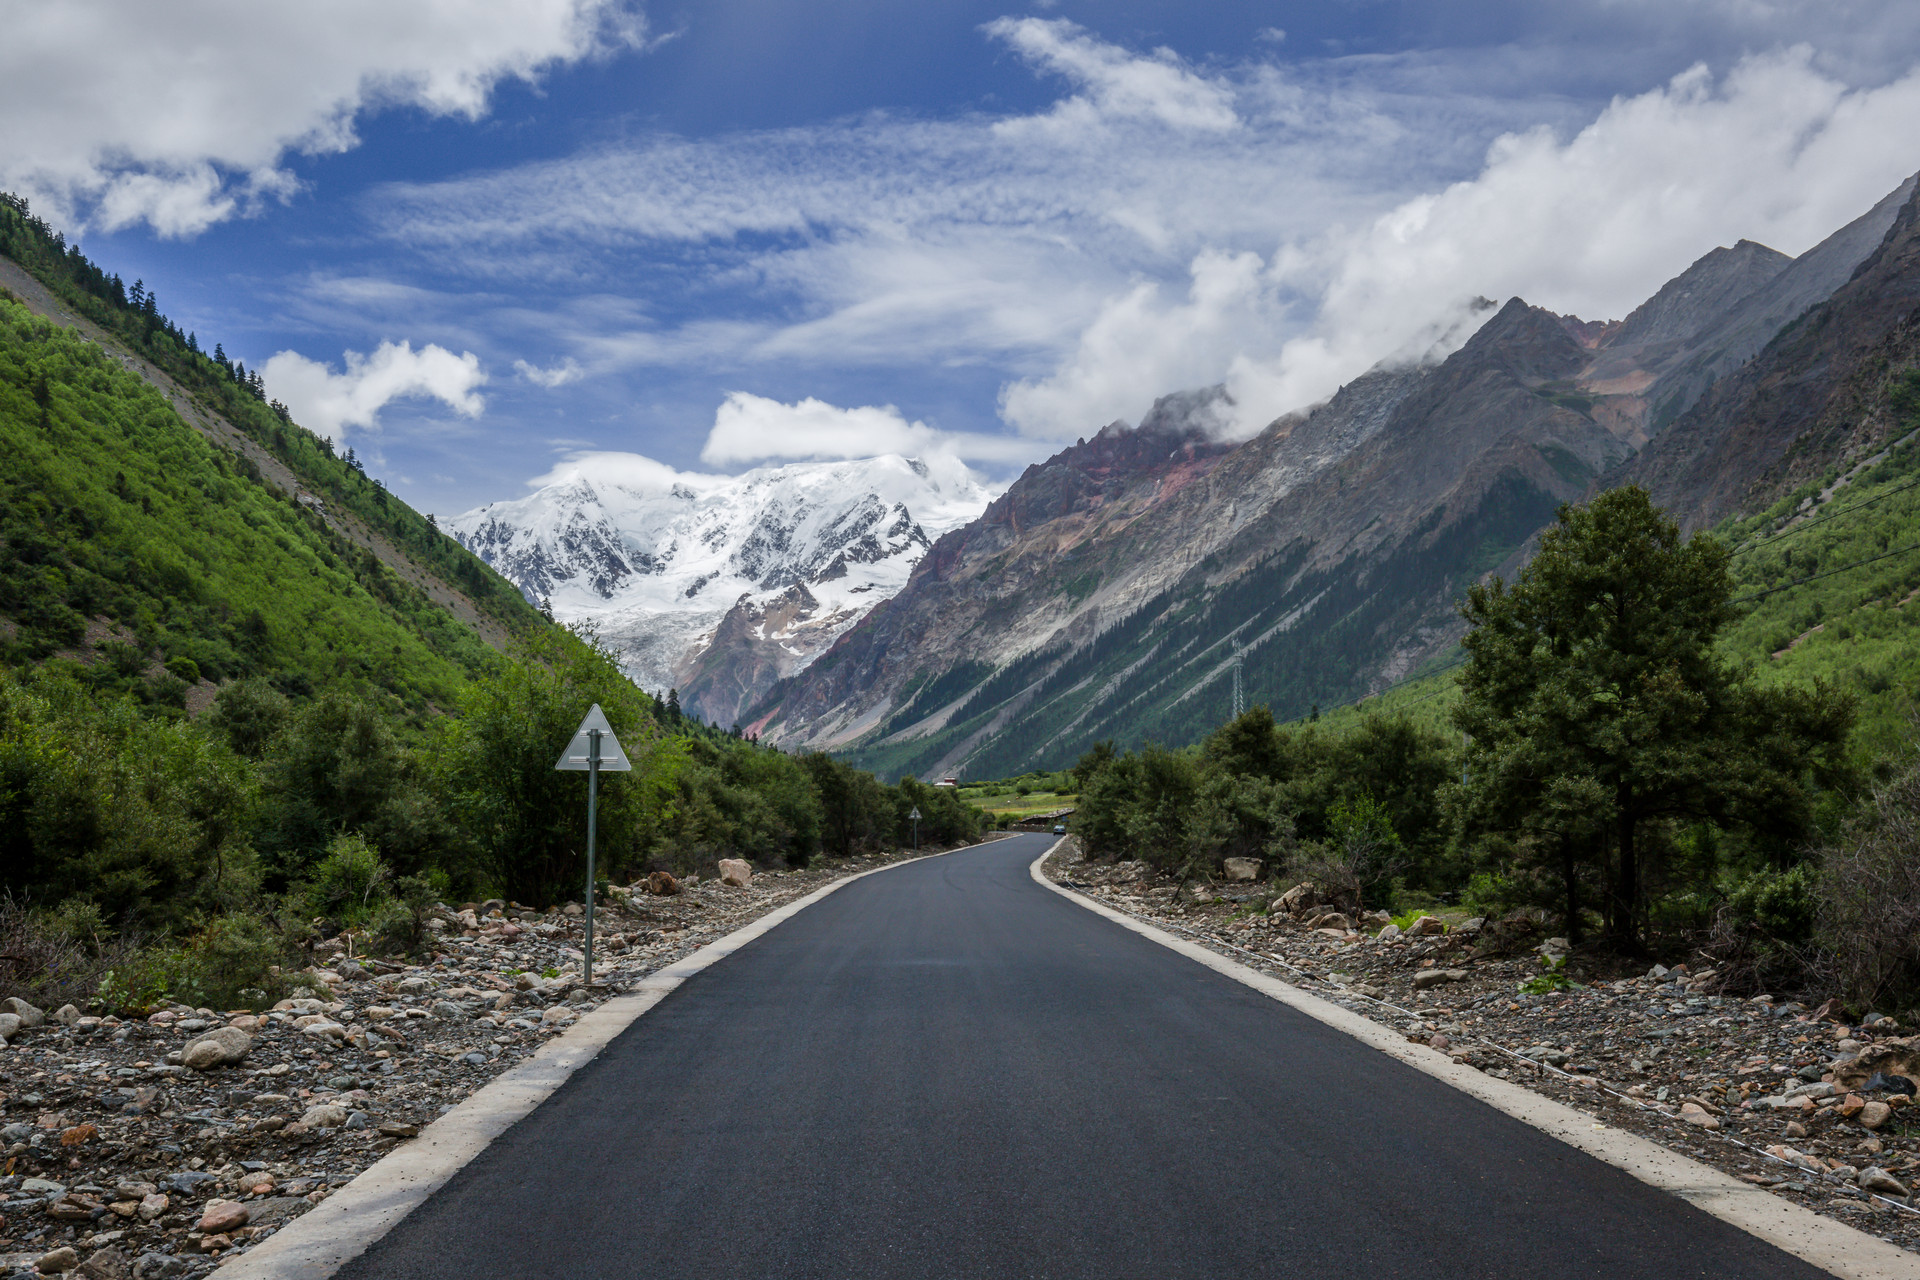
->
[1607,238,1792,350]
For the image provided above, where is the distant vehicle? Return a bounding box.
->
[1052,823,1066,835]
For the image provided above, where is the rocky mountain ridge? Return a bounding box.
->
[744,171,1920,779]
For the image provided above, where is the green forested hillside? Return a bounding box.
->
[0,193,539,655]
[1314,402,1920,769]
[0,293,503,712]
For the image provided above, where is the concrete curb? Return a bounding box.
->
[1030,841,1920,1280]
[218,851,956,1278]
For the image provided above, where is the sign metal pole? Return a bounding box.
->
[556,703,628,989]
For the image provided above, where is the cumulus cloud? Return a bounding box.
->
[264,341,488,443]
[0,0,646,236]
[700,392,1043,469]
[1005,48,1920,438]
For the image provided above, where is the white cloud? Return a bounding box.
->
[514,357,584,388]
[700,392,1043,469]
[983,17,1239,133]
[264,341,488,443]
[1004,48,1920,438]
[0,0,646,236]
[352,16,1920,459]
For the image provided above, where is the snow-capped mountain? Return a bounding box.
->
[450,453,993,722]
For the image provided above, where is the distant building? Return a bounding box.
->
[934,776,960,788]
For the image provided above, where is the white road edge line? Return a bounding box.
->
[219,848,963,1279]
[1029,840,1920,1280]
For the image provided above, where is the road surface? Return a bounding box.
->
[337,833,1831,1279]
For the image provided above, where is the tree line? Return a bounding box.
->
[1073,487,1918,1014]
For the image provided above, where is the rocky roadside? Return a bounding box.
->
[1044,843,1920,1257]
[0,845,970,1279]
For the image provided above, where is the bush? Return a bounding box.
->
[94,947,201,1017]
[300,833,392,926]
[369,873,444,957]
[1286,795,1406,913]
[1815,755,1920,1013]
[187,912,290,1008]
[0,894,144,1010]
[1708,863,1820,998]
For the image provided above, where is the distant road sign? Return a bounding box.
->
[909,806,921,821]
[555,704,632,772]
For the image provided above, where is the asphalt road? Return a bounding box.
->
[337,833,1832,1279]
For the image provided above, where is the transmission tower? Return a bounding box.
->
[1231,649,1245,720]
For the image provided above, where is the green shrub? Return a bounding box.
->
[369,873,443,956]
[187,912,289,1008]
[300,832,392,926]
[1724,864,1818,942]
[94,946,202,1016]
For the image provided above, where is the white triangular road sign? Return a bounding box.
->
[554,704,632,771]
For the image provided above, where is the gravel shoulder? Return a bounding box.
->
[1043,842,1920,1260]
[0,845,977,1280]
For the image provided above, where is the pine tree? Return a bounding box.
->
[1450,487,1853,948]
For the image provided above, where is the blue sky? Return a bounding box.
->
[8,1,1920,517]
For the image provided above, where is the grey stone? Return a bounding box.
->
[2,998,44,1028]
[344,1111,371,1130]
[51,1004,82,1026]
[34,1247,79,1275]
[180,1024,250,1071]
[1412,968,1468,990]
[130,1254,185,1280]
[429,1001,466,1022]
[1221,857,1263,882]
[1857,1166,1909,1197]
[164,1171,214,1194]
[299,1104,348,1128]
[76,1246,131,1280]
[246,1196,312,1228]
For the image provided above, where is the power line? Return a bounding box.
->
[1730,540,1920,603]
[1727,475,1920,556]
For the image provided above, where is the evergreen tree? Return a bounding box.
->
[1450,487,1853,948]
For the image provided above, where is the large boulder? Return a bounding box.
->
[180,1025,251,1071]
[1222,857,1264,883]
[1832,1042,1920,1096]
[1274,883,1322,918]
[0,1012,22,1041]
[1405,914,1447,937]
[646,871,681,896]
[718,858,753,888]
[3,996,45,1027]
